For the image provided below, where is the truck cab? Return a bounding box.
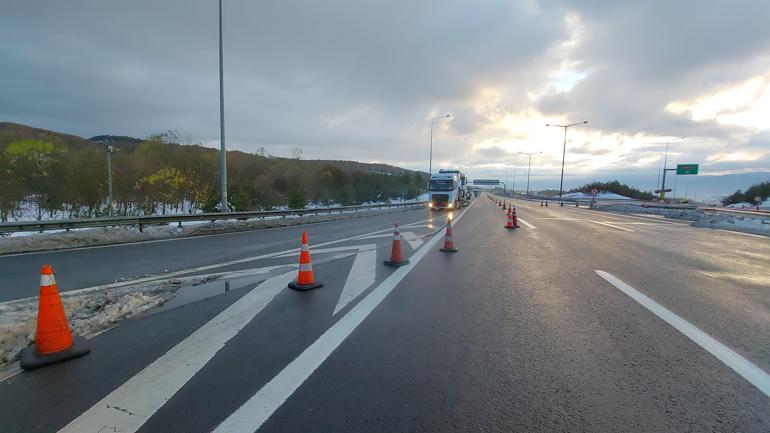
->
[428,169,469,210]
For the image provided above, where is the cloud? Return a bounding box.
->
[1,0,769,191]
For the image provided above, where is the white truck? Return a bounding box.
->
[427,169,471,210]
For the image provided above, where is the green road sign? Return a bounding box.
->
[676,164,699,175]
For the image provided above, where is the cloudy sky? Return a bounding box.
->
[2,0,769,192]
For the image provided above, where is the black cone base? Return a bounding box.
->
[289,281,323,291]
[20,335,90,370]
[384,259,409,267]
[440,247,459,253]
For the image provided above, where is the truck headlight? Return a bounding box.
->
[447,203,453,208]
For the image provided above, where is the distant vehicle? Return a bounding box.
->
[427,169,471,210]
[472,188,481,197]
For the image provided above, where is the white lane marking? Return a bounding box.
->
[274,244,375,258]
[584,220,635,232]
[595,270,770,398]
[332,248,377,316]
[60,270,296,433]
[517,218,536,229]
[211,200,476,433]
[2,215,439,307]
[356,233,396,240]
[533,217,582,221]
[400,231,424,250]
[717,229,768,239]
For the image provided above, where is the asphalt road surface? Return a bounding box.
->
[1,196,768,432]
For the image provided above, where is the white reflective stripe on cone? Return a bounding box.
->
[394,235,401,240]
[299,263,313,272]
[40,274,56,287]
[301,244,309,252]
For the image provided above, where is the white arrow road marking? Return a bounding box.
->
[332,247,377,316]
[211,199,476,433]
[59,270,296,433]
[596,270,770,398]
[401,231,423,250]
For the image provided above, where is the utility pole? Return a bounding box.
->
[218,0,228,212]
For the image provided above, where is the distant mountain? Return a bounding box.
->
[0,122,97,151]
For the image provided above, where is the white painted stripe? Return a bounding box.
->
[332,248,377,316]
[717,229,768,239]
[59,271,296,433]
[585,220,635,232]
[517,218,536,229]
[211,200,476,433]
[595,270,770,398]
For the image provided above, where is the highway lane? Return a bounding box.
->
[1,196,768,432]
[0,207,436,302]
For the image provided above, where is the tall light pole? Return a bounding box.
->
[429,114,450,175]
[519,151,542,197]
[547,121,588,205]
[659,137,686,201]
[106,144,116,215]
[218,0,228,212]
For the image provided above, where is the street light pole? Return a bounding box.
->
[106,145,114,215]
[659,137,685,201]
[218,0,228,212]
[547,121,588,206]
[519,151,542,197]
[429,114,450,175]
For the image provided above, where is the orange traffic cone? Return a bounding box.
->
[384,223,409,266]
[440,218,459,253]
[512,207,520,228]
[289,231,323,291]
[540,200,544,207]
[505,211,515,229]
[20,265,90,369]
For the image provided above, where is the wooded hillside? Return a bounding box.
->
[0,123,427,221]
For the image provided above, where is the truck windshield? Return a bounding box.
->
[429,179,455,191]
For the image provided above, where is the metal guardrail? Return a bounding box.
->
[0,202,428,234]
[701,207,770,217]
